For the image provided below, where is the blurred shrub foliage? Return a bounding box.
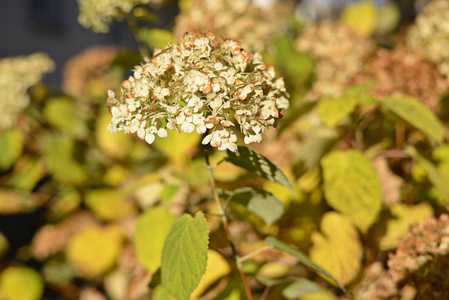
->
[1,0,449,299]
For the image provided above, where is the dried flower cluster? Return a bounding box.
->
[174,0,288,53]
[0,53,54,128]
[107,33,289,152]
[354,214,449,300]
[296,22,374,100]
[62,46,118,100]
[407,0,449,81]
[352,46,448,112]
[77,0,160,33]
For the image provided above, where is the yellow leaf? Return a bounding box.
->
[66,225,123,277]
[96,110,133,160]
[190,249,231,299]
[379,203,434,250]
[153,130,201,168]
[316,98,358,128]
[340,0,378,36]
[0,267,43,300]
[300,289,337,300]
[84,189,137,221]
[309,212,362,286]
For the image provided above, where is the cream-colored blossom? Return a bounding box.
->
[77,0,161,33]
[296,21,374,100]
[0,53,55,128]
[174,0,290,53]
[107,33,289,152]
[407,0,449,81]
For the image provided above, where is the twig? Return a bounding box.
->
[203,146,254,300]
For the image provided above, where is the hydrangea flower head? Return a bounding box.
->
[77,0,161,33]
[107,32,289,152]
[0,53,54,128]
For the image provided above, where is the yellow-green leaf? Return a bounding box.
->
[161,212,209,300]
[44,96,87,138]
[379,203,434,250]
[42,134,88,185]
[321,150,382,232]
[383,96,443,143]
[340,0,378,36]
[153,130,200,167]
[66,225,122,277]
[134,207,176,272]
[266,237,345,291]
[316,98,358,127]
[190,249,231,299]
[85,189,136,221]
[138,28,176,49]
[0,267,43,300]
[96,110,133,160]
[309,212,363,286]
[0,127,24,170]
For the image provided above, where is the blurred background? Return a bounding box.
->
[2,0,449,299]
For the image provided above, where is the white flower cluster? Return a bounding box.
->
[0,53,55,128]
[407,0,449,81]
[107,33,289,152]
[77,0,160,33]
[174,0,289,53]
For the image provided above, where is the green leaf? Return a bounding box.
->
[161,212,209,300]
[8,156,45,191]
[382,96,444,143]
[230,187,284,225]
[138,28,176,49]
[265,237,345,291]
[316,98,358,127]
[226,145,295,196]
[0,267,44,300]
[110,49,143,72]
[0,127,24,170]
[282,278,321,299]
[321,150,382,232]
[340,0,378,36]
[134,207,176,273]
[44,96,87,138]
[309,212,363,286]
[42,134,88,185]
[406,146,449,203]
[275,38,315,83]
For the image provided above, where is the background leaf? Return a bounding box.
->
[226,145,295,196]
[0,267,44,300]
[134,207,176,273]
[161,212,209,300]
[66,225,123,277]
[283,278,321,299]
[382,96,444,143]
[190,249,231,299]
[379,203,434,250]
[316,98,358,127]
[321,150,382,232]
[265,237,345,291]
[230,187,284,225]
[309,212,363,286]
[84,189,136,222]
[0,127,24,170]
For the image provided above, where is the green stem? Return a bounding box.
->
[203,146,254,300]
